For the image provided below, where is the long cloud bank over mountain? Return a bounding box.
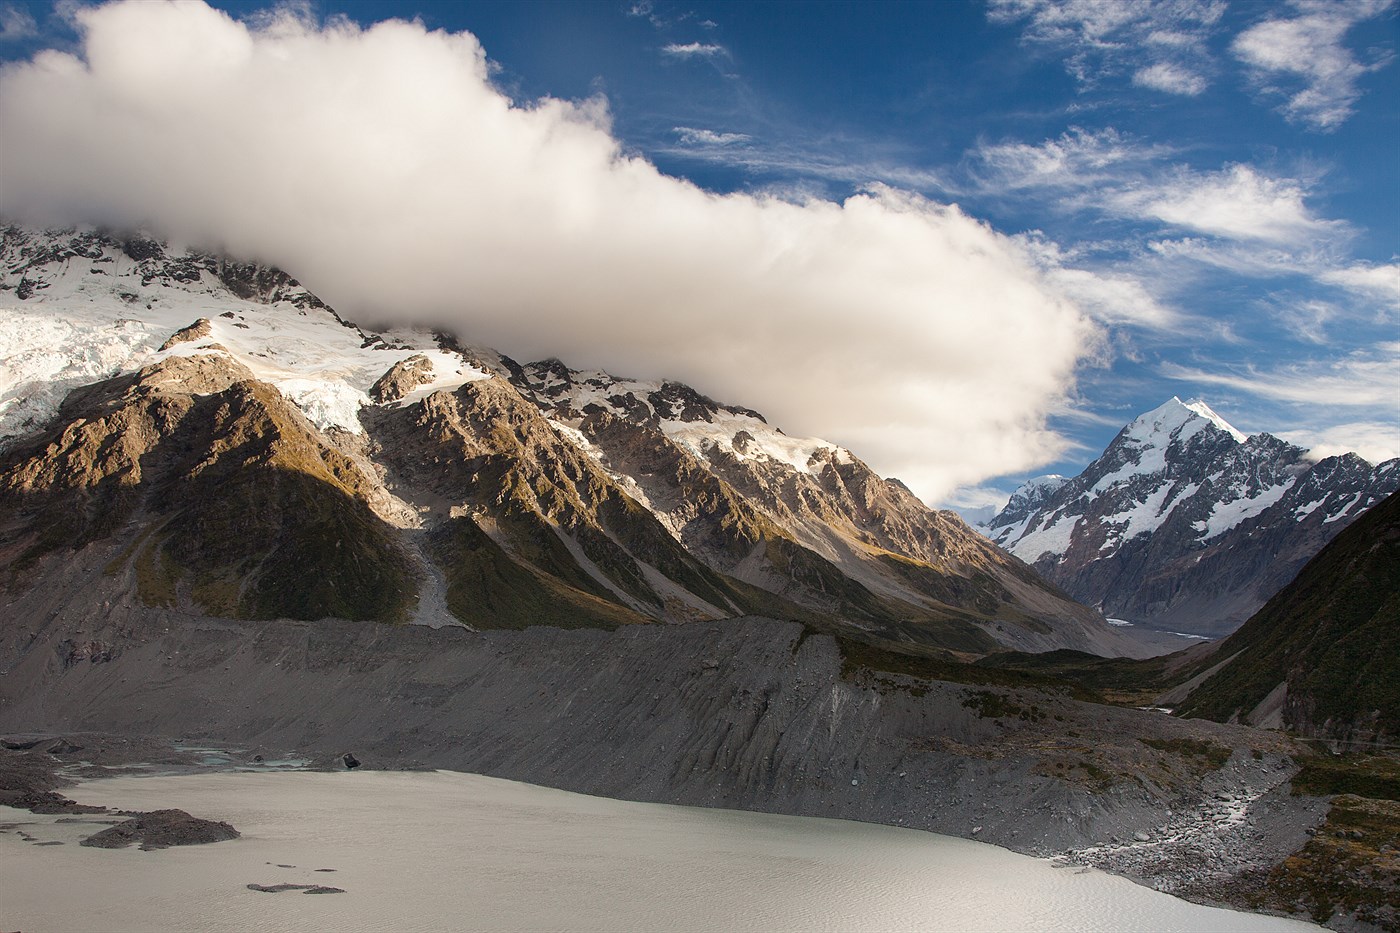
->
[0,0,1105,503]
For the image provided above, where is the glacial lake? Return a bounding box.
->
[2,770,1319,932]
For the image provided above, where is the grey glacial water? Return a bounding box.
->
[1,770,1318,932]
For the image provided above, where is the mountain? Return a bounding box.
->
[983,397,1400,637]
[3,223,1382,929]
[0,224,1138,658]
[1171,488,1400,744]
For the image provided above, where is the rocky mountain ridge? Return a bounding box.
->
[984,397,1399,637]
[0,224,1144,658]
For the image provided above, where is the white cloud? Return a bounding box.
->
[988,0,1224,94]
[1132,61,1207,95]
[978,135,1345,248]
[674,126,750,146]
[1119,163,1345,246]
[0,2,36,41]
[1278,422,1400,466]
[0,0,1109,504]
[1232,0,1395,131]
[661,41,723,58]
[1318,262,1400,308]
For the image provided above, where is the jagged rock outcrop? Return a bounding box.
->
[370,354,436,404]
[984,398,1400,636]
[158,318,212,351]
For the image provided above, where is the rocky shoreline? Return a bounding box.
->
[0,720,1339,929]
[0,737,248,851]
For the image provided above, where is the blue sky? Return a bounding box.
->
[1,0,1396,513]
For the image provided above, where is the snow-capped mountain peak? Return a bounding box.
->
[982,396,1399,636]
[1121,396,1246,449]
[1179,399,1247,443]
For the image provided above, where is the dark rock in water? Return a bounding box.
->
[33,839,63,846]
[10,790,107,815]
[252,754,264,762]
[1,739,44,751]
[247,883,345,894]
[342,753,360,770]
[47,739,84,755]
[81,809,239,850]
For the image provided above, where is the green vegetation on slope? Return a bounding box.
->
[1237,794,1400,929]
[160,466,417,624]
[1175,490,1400,740]
[971,647,1193,706]
[835,635,1100,700]
[430,515,646,630]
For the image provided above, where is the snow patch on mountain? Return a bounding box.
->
[1197,480,1294,540]
[661,412,837,475]
[1180,399,1247,443]
[0,227,459,440]
[1001,509,1080,562]
[1324,492,1363,523]
[517,361,853,478]
[392,351,491,408]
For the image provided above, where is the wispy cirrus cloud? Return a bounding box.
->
[1132,60,1207,95]
[1317,262,1400,307]
[1163,342,1400,409]
[1232,0,1395,131]
[973,130,1346,248]
[1018,234,1176,328]
[662,130,950,193]
[661,41,723,58]
[0,3,37,41]
[987,0,1225,96]
[971,127,1172,192]
[673,126,749,146]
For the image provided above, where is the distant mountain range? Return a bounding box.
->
[0,224,1141,658]
[983,397,1399,637]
